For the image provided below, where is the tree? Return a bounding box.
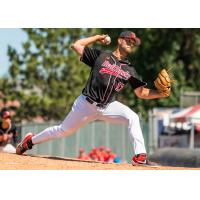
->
[2,28,98,122]
[100,28,200,119]
[1,28,200,122]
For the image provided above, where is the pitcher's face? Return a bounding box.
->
[118,38,136,54]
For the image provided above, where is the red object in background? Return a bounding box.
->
[89,146,104,161]
[88,147,97,158]
[88,147,98,161]
[87,146,118,163]
[195,124,200,133]
[96,151,104,162]
[104,152,116,162]
[103,148,116,162]
[99,146,108,161]
[171,104,200,123]
[99,145,105,151]
[79,148,84,153]
[77,148,90,160]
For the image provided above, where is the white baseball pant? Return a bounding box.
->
[32,94,146,155]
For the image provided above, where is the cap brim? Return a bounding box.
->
[2,116,11,119]
[120,36,141,46]
[134,37,141,46]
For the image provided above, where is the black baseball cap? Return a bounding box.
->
[119,31,141,46]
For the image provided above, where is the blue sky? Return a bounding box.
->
[0,28,27,77]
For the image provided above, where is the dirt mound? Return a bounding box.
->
[0,152,198,170]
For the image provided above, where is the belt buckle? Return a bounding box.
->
[86,96,106,108]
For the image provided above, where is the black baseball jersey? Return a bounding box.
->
[81,47,147,105]
[0,122,18,146]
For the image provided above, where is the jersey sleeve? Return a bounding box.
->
[128,66,147,89]
[80,47,102,68]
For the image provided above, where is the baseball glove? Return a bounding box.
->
[154,68,175,97]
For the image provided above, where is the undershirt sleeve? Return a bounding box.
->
[128,66,147,89]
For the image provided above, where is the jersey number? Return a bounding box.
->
[115,82,124,92]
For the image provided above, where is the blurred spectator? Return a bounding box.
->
[77,148,90,160]
[88,147,99,161]
[80,146,122,163]
[96,148,104,162]
[104,148,116,163]
[88,147,104,161]
[99,145,108,161]
[0,109,19,153]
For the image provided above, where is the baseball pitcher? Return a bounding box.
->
[16,31,173,166]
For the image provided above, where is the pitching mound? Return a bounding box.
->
[0,152,198,170]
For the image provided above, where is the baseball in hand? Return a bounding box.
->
[104,35,111,45]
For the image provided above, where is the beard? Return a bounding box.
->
[119,45,133,55]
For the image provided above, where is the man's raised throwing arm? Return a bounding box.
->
[71,34,108,56]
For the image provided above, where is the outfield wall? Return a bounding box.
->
[20,121,149,163]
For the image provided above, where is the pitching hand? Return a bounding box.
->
[97,34,110,45]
